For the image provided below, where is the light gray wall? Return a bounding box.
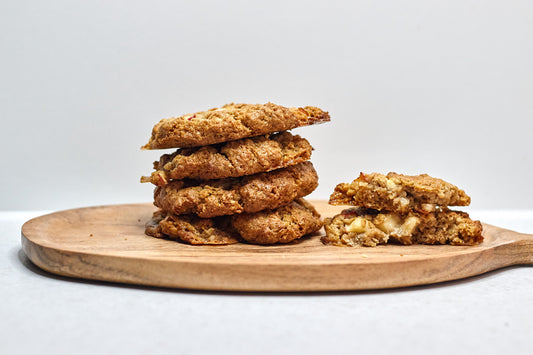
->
[1,0,532,210]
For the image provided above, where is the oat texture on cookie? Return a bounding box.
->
[141,103,329,245]
[323,172,483,247]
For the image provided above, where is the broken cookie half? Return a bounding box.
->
[323,173,483,247]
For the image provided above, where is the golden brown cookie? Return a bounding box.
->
[145,210,166,239]
[142,102,330,149]
[153,161,318,218]
[145,199,322,245]
[322,208,389,247]
[322,207,483,247]
[145,210,240,245]
[232,198,323,244]
[141,132,313,185]
[329,172,471,214]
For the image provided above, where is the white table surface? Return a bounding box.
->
[2,210,532,355]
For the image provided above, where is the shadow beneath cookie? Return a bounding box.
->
[16,247,531,296]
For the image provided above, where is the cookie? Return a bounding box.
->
[141,132,313,185]
[153,161,318,218]
[146,211,241,245]
[146,198,322,245]
[142,102,330,149]
[322,209,389,247]
[329,172,471,214]
[232,198,323,244]
[322,207,483,247]
[145,210,166,239]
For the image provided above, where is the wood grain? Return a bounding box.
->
[21,201,533,291]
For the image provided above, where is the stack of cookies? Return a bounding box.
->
[322,172,483,247]
[141,103,330,245]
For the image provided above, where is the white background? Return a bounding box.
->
[1,0,532,211]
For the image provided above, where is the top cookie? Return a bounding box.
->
[142,102,330,149]
[329,172,471,214]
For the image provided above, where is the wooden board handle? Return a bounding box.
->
[485,224,533,265]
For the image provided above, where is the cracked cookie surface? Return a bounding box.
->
[145,199,322,245]
[142,132,313,184]
[153,161,318,218]
[329,172,471,214]
[142,102,330,149]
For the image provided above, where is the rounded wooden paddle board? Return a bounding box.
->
[21,201,533,291]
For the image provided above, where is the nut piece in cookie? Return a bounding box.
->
[142,102,330,149]
[153,161,319,218]
[322,207,483,247]
[329,172,471,214]
[141,131,313,184]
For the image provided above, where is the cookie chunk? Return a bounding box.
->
[153,161,318,218]
[145,210,166,239]
[322,207,483,247]
[146,199,322,245]
[142,102,330,149]
[145,211,240,245]
[322,209,389,247]
[232,198,323,244]
[329,172,471,214]
[141,132,313,185]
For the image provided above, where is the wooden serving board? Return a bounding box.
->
[21,201,533,292]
